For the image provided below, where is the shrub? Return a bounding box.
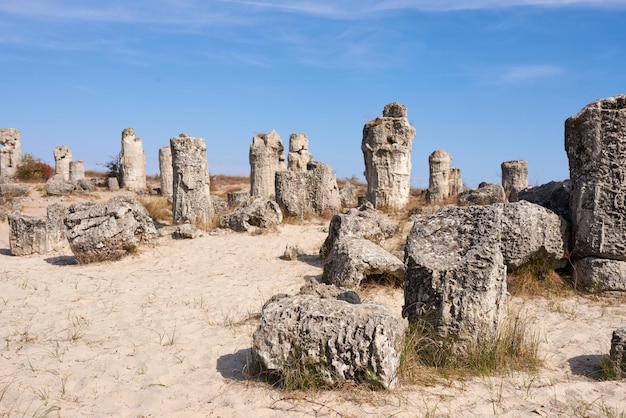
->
[15,154,55,182]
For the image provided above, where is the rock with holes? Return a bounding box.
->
[0,180,29,198]
[8,204,67,256]
[252,293,403,389]
[610,327,626,379]
[218,197,282,232]
[53,145,72,181]
[458,182,506,206]
[298,278,361,304]
[323,237,404,289]
[64,195,157,263]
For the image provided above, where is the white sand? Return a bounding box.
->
[1,191,625,417]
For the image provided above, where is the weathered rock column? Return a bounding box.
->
[170,133,213,225]
[0,128,21,178]
[362,102,416,210]
[120,127,147,192]
[449,167,464,197]
[501,160,528,202]
[287,133,312,172]
[69,160,84,181]
[426,149,451,204]
[566,95,626,291]
[158,146,173,198]
[249,130,286,198]
[53,145,73,181]
[9,204,67,256]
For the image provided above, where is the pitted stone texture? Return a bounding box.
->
[0,128,21,178]
[120,127,147,192]
[518,180,571,222]
[287,133,313,172]
[170,133,214,226]
[362,102,416,210]
[227,190,249,208]
[501,160,528,202]
[565,95,626,260]
[403,205,507,346]
[610,327,626,379]
[320,202,396,260]
[46,174,76,196]
[69,160,85,181]
[9,204,67,256]
[574,257,626,292]
[53,145,73,181]
[323,237,404,289]
[158,146,173,198]
[497,200,568,269]
[298,278,361,304]
[64,195,157,264]
[218,197,282,232]
[252,294,403,389]
[249,130,286,198]
[458,182,506,206]
[275,161,341,218]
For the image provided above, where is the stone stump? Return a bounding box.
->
[426,149,451,204]
[362,102,416,210]
[69,160,85,181]
[8,204,67,256]
[158,146,173,198]
[170,133,213,225]
[53,145,72,181]
[501,160,528,202]
[287,133,312,172]
[120,127,147,192]
[249,130,286,198]
[0,128,21,178]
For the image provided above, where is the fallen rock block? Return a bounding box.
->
[8,204,67,256]
[219,197,282,232]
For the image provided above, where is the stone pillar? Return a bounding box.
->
[53,145,72,181]
[449,167,464,197]
[249,130,286,198]
[0,128,21,178]
[361,102,416,210]
[120,127,147,192]
[158,146,173,198]
[501,160,528,202]
[8,203,67,256]
[170,133,214,225]
[69,160,84,181]
[426,149,451,204]
[610,327,626,379]
[287,133,312,172]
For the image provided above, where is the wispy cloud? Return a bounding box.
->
[498,64,564,82]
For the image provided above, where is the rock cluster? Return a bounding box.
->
[0,128,21,178]
[8,204,67,256]
[120,127,147,192]
[426,149,463,204]
[362,102,416,210]
[249,130,286,199]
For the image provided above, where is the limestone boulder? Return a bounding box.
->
[0,181,29,198]
[518,180,571,222]
[227,190,249,208]
[252,293,403,389]
[211,195,228,214]
[287,133,313,172]
[574,257,626,292]
[8,204,67,256]
[339,181,358,208]
[107,177,120,191]
[64,196,157,264]
[458,182,506,206]
[218,197,282,232]
[69,160,85,181]
[46,174,76,196]
[323,237,404,289]
[172,223,203,240]
[298,278,361,304]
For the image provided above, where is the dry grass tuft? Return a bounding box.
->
[508,259,570,298]
[138,196,172,223]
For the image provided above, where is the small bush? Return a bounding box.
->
[15,154,55,182]
[102,154,121,181]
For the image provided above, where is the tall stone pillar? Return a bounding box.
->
[170,133,213,225]
[287,133,312,173]
[249,130,286,198]
[159,146,173,199]
[426,149,451,204]
[120,127,147,192]
[501,160,528,202]
[69,160,85,181]
[0,128,21,178]
[361,102,416,210]
[449,167,464,197]
[53,145,73,181]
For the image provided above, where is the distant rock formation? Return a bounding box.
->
[249,130,286,198]
[0,128,21,178]
[426,149,463,204]
[120,127,147,192]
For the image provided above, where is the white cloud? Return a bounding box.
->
[498,64,564,82]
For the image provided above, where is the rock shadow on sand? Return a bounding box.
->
[568,354,606,381]
[217,348,254,381]
[0,248,11,256]
[44,255,78,266]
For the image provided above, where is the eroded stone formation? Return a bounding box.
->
[69,160,85,181]
[170,133,213,225]
[426,149,463,204]
[249,130,286,198]
[565,95,626,292]
[158,146,173,198]
[0,128,21,178]
[8,204,67,256]
[120,127,147,192]
[501,160,528,202]
[362,102,416,210]
[287,133,312,172]
[53,145,73,181]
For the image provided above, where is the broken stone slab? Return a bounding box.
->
[610,327,626,379]
[565,94,626,260]
[458,182,506,206]
[64,195,158,264]
[46,174,76,196]
[518,180,571,223]
[172,223,203,239]
[252,293,403,389]
[323,237,404,289]
[218,197,282,232]
[249,130,286,198]
[8,204,67,256]
[574,257,626,292]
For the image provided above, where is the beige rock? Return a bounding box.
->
[0,128,21,178]
[120,127,147,192]
[158,145,173,198]
[501,160,528,202]
[69,160,85,181]
[53,145,73,181]
[249,130,286,198]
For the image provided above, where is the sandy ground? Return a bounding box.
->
[1,187,626,417]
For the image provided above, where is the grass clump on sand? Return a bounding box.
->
[138,196,172,223]
[507,258,570,298]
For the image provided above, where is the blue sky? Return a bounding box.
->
[1,1,625,188]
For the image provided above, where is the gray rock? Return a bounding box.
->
[501,160,528,202]
[69,160,85,181]
[120,127,147,191]
[403,205,507,347]
[362,102,416,210]
[0,182,29,198]
[574,257,626,292]
[218,197,282,232]
[298,278,361,304]
[8,204,67,256]
[249,130,286,198]
[282,244,299,261]
[227,190,249,208]
[0,128,21,178]
[53,145,72,181]
[518,180,571,222]
[252,294,403,389]
[339,181,358,208]
[610,327,626,379]
[458,182,506,206]
[323,237,404,289]
[320,202,396,260]
[107,177,120,191]
[64,195,158,264]
[46,174,76,196]
[211,195,228,214]
[172,223,202,239]
[565,94,626,260]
